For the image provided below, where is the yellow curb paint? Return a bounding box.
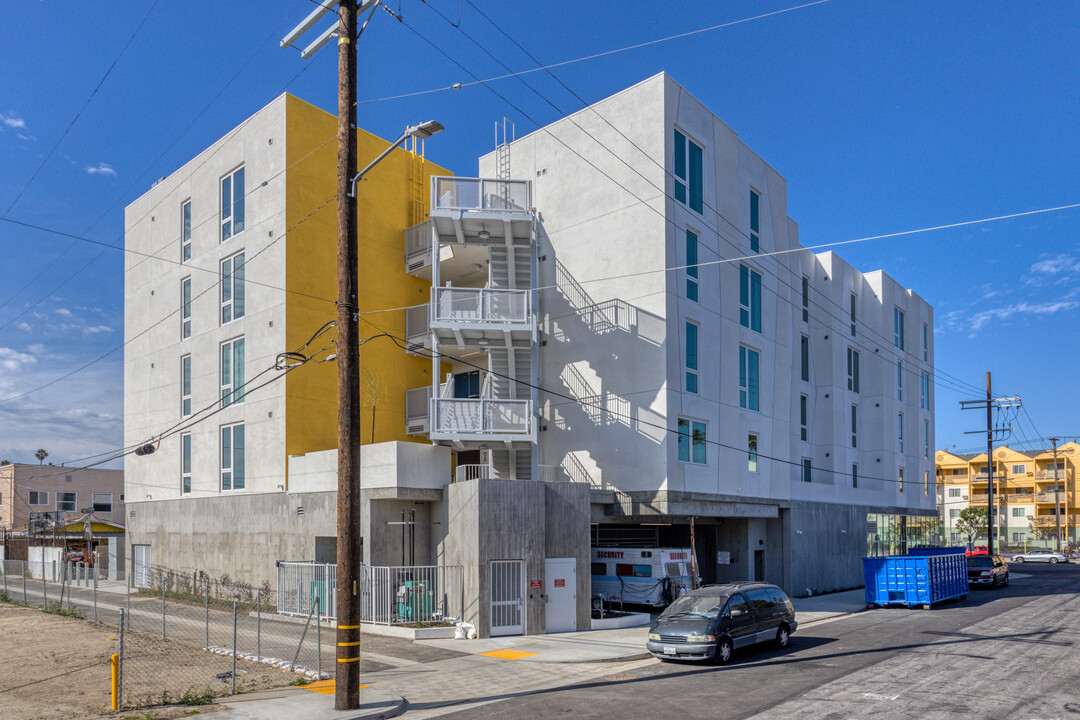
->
[478,649,538,660]
[302,679,369,695]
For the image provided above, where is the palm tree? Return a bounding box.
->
[34,448,48,465]
[0,459,10,466]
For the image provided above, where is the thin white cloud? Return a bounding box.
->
[16,132,34,142]
[27,344,46,355]
[82,325,113,335]
[15,322,31,332]
[0,111,26,129]
[55,307,73,318]
[0,347,37,372]
[1030,254,1080,276]
[86,162,117,177]
[966,300,1079,336]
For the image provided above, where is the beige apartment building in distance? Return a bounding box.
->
[0,463,125,535]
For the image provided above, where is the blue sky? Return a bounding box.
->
[0,0,1078,466]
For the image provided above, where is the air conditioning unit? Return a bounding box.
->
[406,417,430,436]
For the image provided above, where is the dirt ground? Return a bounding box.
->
[0,602,298,720]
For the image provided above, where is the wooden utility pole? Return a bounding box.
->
[334,0,361,710]
[1051,438,1062,552]
[986,372,995,555]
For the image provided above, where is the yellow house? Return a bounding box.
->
[936,441,1079,547]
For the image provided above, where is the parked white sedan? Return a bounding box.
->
[1011,549,1068,564]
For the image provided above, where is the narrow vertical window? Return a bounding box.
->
[894,307,905,350]
[898,413,904,453]
[685,321,699,394]
[799,394,808,441]
[850,293,856,337]
[673,129,686,205]
[739,266,762,332]
[181,355,191,417]
[899,467,905,493]
[924,419,930,459]
[673,129,703,213]
[847,348,860,393]
[851,404,858,448]
[800,335,809,382]
[688,140,703,213]
[181,277,191,339]
[897,360,903,401]
[677,418,690,462]
[181,433,191,494]
[221,251,246,324]
[748,434,758,472]
[922,323,928,362]
[852,463,858,489]
[924,470,930,495]
[801,276,809,322]
[221,337,245,406]
[221,166,245,242]
[750,190,760,252]
[221,423,245,491]
[685,229,698,302]
[692,420,707,464]
[181,199,192,262]
[921,371,930,410]
[802,458,812,483]
[739,346,759,411]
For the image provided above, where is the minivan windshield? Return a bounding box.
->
[659,593,725,620]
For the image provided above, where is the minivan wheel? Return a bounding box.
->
[715,637,733,665]
[775,625,790,649]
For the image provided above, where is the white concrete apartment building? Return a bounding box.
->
[124,73,936,637]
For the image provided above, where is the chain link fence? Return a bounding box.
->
[0,557,329,711]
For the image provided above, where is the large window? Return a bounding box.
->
[799,394,808,441]
[851,404,858,448]
[750,190,761,252]
[739,345,760,411]
[673,129,703,214]
[685,321,699,394]
[181,277,192,339]
[92,493,112,513]
[181,355,191,417]
[1012,507,1026,518]
[894,307,905,350]
[847,348,860,393]
[181,433,192,495]
[685,229,699,302]
[221,251,245,324]
[221,337,245,407]
[921,371,930,410]
[221,423,245,491]
[28,490,49,506]
[748,434,758,472]
[181,199,192,262]
[221,166,245,241]
[800,335,810,382]
[739,266,762,332]
[677,418,707,464]
[1012,464,1026,475]
[58,492,76,512]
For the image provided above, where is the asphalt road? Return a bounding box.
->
[441,562,1080,720]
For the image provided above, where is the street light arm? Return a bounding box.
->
[348,131,410,198]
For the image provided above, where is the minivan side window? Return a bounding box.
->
[767,588,789,607]
[745,588,775,612]
[725,594,750,617]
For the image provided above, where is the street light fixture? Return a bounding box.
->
[349,121,444,197]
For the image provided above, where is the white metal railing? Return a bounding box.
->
[433,177,530,213]
[405,304,430,342]
[406,386,432,421]
[455,463,492,481]
[433,287,530,325]
[432,397,532,436]
[276,562,463,624]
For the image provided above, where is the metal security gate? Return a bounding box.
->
[490,560,524,636]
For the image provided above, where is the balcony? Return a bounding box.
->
[404,304,430,355]
[429,177,534,248]
[430,287,534,347]
[1036,491,1069,504]
[429,397,535,443]
[454,463,492,482]
[1035,469,1069,480]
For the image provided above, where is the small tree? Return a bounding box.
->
[34,449,48,465]
[0,460,10,466]
[955,506,988,544]
[1028,516,1056,541]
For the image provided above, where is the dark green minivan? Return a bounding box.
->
[646,582,797,663]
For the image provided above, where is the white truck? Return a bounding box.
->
[591,547,698,608]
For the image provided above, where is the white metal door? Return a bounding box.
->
[133,544,151,588]
[544,558,577,633]
[490,560,524,636]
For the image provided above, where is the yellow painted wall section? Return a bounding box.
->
[283,94,451,463]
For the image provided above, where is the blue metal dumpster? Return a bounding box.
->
[863,552,967,608]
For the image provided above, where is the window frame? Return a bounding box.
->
[221,423,245,491]
[924,419,930,459]
[920,371,930,410]
[898,413,904,453]
[847,347,860,393]
[677,417,708,465]
[739,345,760,411]
[897,360,903,401]
[851,404,858,448]
[685,320,699,395]
[181,199,192,262]
[739,265,762,332]
[849,293,856,336]
[894,307,905,350]
[181,354,192,417]
[57,491,76,513]
[899,467,905,493]
[182,432,192,494]
[220,165,246,242]
[802,458,812,483]
[685,228,699,302]
[948,487,962,498]
[922,323,928,361]
[91,493,113,513]
[1011,464,1026,475]
[28,490,50,507]
[220,336,245,407]
[799,394,808,441]
[221,250,246,325]
[181,277,192,340]
[748,433,759,472]
[852,463,858,489]
[800,334,810,382]
[750,189,761,252]
[800,276,809,322]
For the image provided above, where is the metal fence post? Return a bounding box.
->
[161,582,166,639]
[93,565,98,622]
[256,588,261,663]
[42,561,47,609]
[231,601,238,695]
[117,608,125,711]
[22,561,27,604]
[316,593,322,679]
[205,581,210,649]
[3,563,7,598]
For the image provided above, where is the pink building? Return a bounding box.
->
[0,463,125,533]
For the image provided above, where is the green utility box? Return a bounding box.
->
[396,580,433,621]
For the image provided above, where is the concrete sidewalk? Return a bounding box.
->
[791,588,868,624]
